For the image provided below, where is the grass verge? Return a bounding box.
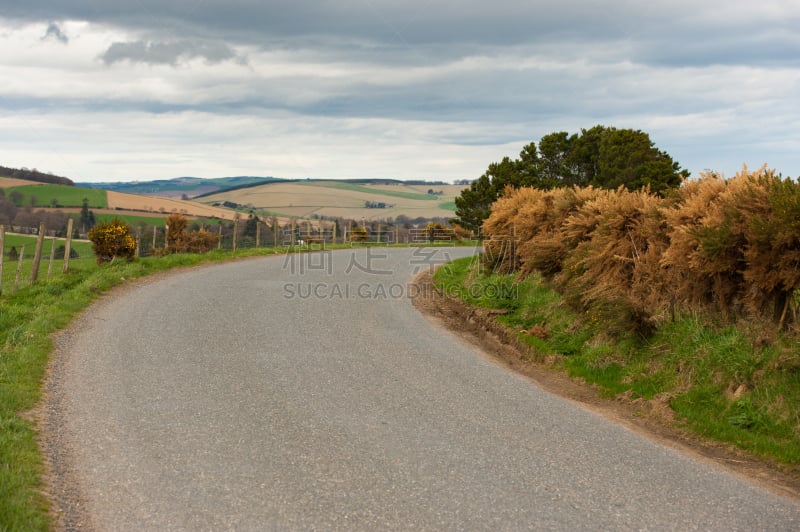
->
[434,256,800,468]
[0,245,324,530]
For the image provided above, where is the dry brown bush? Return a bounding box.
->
[559,188,667,335]
[481,165,800,333]
[165,213,219,254]
[661,165,792,322]
[736,166,800,326]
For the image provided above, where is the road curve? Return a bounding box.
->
[48,248,800,530]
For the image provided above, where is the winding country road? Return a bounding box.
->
[48,248,800,530]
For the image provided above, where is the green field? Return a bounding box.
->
[322,182,437,201]
[438,201,457,211]
[5,184,108,208]
[1,233,93,259]
[91,213,166,227]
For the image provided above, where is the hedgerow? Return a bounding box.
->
[482,164,800,334]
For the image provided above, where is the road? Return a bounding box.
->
[48,247,800,530]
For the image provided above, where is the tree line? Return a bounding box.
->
[0,165,74,186]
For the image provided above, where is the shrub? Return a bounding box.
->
[186,230,220,253]
[423,222,454,242]
[559,187,667,336]
[350,226,368,242]
[164,213,219,254]
[54,245,79,260]
[88,219,136,264]
[480,164,800,333]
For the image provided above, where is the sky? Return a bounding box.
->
[0,1,798,183]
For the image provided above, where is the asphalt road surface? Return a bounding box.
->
[50,247,800,530]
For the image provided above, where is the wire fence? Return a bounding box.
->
[1,219,480,295]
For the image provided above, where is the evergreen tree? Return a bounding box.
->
[79,198,96,233]
[453,125,687,230]
[243,213,260,239]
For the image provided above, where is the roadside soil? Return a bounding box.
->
[411,270,800,502]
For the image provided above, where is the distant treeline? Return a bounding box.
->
[0,165,74,186]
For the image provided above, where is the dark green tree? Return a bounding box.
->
[537,131,578,187]
[592,128,687,194]
[79,197,96,233]
[453,125,687,230]
[454,156,528,231]
[243,213,260,239]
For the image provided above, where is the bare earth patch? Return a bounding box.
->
[106,191,240,220]
[411,270,800,502]
[0,177,42,187]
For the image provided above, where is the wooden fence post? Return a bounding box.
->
[256,221,261,248]
[30,222,46,284]
[232,219,238,252]
[14,245,25,293]
[63,218,73,273]
[218,224,223,250]
[47,237,57,280]
[135,226,142,257]
[153,225,158,251]
[290,220,295,247]
[0,224,5,295]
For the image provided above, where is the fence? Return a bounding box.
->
[1,218,482,295]
[0,220,76,295]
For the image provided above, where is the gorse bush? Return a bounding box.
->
[350,226,368,242]
[482,164,800,334]
[87,218,136,264]
[164,213,219,254]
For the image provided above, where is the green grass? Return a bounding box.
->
[5,184,108,208]
[2,235,94,296]
[438,201,457,211]
[2,233,93,258]
[434,256,800,467]
[319,181,437,201]
[91,213,166,227]
[74,213,226,229]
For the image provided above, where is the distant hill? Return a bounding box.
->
[77,176,284,198]
[0,165,74,186]
[201,180,467,222]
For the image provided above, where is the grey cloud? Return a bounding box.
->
[101,39,243,65]
[3,1,798,67]
[42,21,68,43]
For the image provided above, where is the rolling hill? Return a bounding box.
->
[77,176,281,198]
[201,180,467,221]
[0,177,242,222]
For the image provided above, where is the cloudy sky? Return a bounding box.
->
[0,1,798,183]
